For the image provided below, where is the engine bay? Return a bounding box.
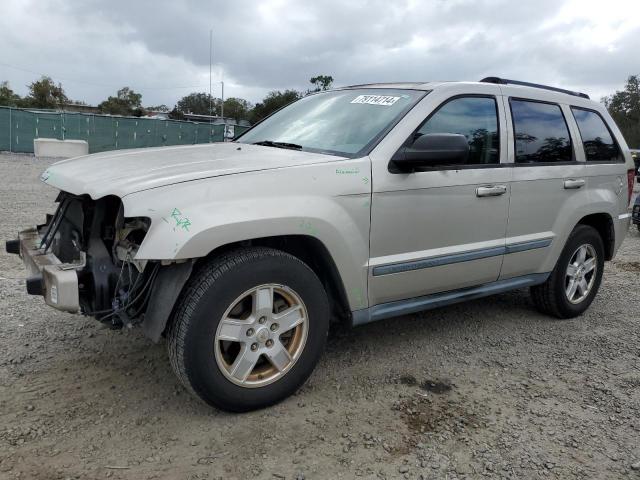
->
[41,192,154,327]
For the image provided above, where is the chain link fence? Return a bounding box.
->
[0,107,250,154]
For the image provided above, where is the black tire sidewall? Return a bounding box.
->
[182,253,329,411]
[551,226,605,317]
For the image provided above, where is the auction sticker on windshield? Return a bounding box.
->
[350,95,400,106]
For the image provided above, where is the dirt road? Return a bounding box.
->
[1,153,639,479]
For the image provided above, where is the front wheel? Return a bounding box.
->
[168,247,330,412]
[530,225,604,319]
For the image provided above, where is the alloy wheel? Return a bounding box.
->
[214,284,309,388]
[565,244,597,304]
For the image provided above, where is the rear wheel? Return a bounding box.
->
[530,225,604,318]
[168,247,330,412]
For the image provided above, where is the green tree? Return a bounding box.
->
[604,75,640,148]
[168,107,185,120]
[223,97,253,122]
[175,92,219,116]
[99,87,144,116]
[250,90,301,123]
[21,76,68,109]
[0,81,21,107]
[309,75,334,92]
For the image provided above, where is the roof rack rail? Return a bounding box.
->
[480,77,590,99]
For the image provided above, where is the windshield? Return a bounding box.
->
[237,88,426,157]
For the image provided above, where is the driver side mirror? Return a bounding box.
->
[391,133,469,171]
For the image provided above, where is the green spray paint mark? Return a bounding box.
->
[336,167,360,175]
[350,287,365,308]
[169,208,191,232]
[298,219,318,236]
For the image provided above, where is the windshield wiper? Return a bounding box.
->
[253,140,303,150]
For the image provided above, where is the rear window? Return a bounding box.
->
[510,99,573,163]
[571,108,620,162]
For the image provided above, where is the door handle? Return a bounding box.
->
[564,178,585,189]
[476,185,507,197]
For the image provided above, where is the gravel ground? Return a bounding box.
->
[1,152,639,480]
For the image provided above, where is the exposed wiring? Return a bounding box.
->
[112,255,128,298]
[86,264,160,322]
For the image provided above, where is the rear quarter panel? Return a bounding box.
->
[577,104,634,257]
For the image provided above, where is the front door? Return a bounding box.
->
[369,93,511,306]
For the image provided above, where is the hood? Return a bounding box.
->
[41,142,344,199]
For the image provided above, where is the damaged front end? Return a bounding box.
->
[6,192,179,332]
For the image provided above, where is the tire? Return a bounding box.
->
[530,225,604,319]
[167,247,330,412]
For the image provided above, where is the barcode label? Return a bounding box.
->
[350,95,400,106]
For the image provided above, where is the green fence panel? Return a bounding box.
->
[213,124,226,142]
[12,109,37,153]
[63,112,91,143]
[194,123,209,144]
[234,125,250,138]
[114,117,138,150]
[0,108,10,151]
[90,115,117,153]
[136,118,157,148]
[34,112,63,141]
[164,120,189,146]
[1,107,250,154]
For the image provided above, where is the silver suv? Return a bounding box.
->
[7,77,635,411]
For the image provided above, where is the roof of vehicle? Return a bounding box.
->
[342,81,444,91]
[342,78,595,104]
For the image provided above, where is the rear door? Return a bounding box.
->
[499,94,587,279]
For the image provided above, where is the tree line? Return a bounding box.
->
[1,73,637,146]
[0,75,334,125]
[604,75,640,149]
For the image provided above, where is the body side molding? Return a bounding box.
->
[371,239,552,277]
[351,272,550,326]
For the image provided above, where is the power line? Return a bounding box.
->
[0,60,213,91]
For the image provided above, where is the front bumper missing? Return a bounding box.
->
[6,228,83,313]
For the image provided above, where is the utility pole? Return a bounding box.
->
[209,29,213,121]
[221,81,224,119]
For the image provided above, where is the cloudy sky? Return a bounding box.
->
[1,0,639,108]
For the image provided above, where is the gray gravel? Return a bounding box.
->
[1,152,639,480]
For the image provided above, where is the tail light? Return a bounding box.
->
[628,169,635,205]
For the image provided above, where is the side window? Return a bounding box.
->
[571,108,620,162]
[511,100,573,163]
[416,96,499,165]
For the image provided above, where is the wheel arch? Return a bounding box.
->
[576,212,614,260]
[195,235,352,323]
[145,234,353,343]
